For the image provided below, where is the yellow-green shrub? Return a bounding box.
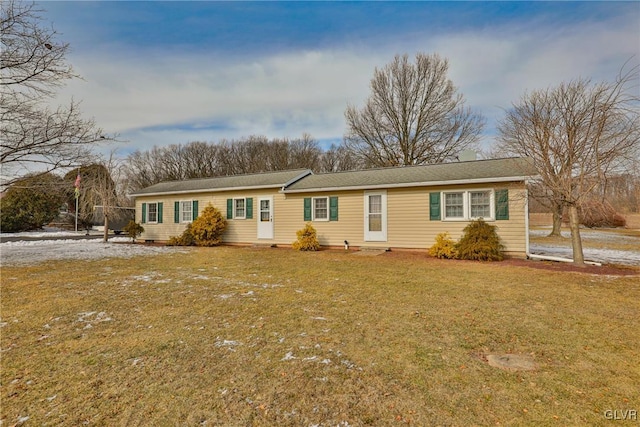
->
[167,204,226,247]
[455,219,504,261]
[292,222,320,251]
[190,204,227,247]
[167,223,195,246]
[428,232,458,259]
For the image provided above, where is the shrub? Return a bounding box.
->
[190,203,227,247]
[292,223,320,251]
[455,219,504,261]
[579,200,626,228]
[0,173,66,232]
[428,232,458,259]
[123,220,144,243]
[167,224,196,246]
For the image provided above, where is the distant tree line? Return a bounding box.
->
[122,135,362,193]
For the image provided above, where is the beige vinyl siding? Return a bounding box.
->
[279,182,528,254]
[276,192,364,246]
[135,181,528,255]
[385,182,528,254]
[136,188,280,243]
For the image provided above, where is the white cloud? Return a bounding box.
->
[52,11,639,154]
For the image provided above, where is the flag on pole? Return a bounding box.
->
[74,172,81,199]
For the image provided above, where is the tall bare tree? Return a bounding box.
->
[344,53,485,167]
[1,1,111,187]
[497,66,640,265]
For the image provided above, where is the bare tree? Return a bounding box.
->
[344,53,485,167]
[66,155,130,241]
[288,133,322,170]
[1,1,111,187]
[320,143,362,172]
[497,66,640,265]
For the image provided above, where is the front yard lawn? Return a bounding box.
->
[2,247,638,426]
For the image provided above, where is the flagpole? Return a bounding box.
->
[75,195,79,233]
[74,168,81,233]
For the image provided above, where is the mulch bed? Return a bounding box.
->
[382,250,639,276]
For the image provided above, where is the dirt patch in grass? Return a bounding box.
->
[485,353,537,371]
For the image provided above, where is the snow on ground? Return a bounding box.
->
[529,243,640,266]
[529,228,639,242]
[529,228,640,266]
[1,237,188,266]
[1,228,638,267]
[0,226,89,239]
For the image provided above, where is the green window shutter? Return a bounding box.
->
[157,202,163,223]
[303,197,312,221]
[141,203,147,223]
[495,189,509,220]
[246,198,253,219]
[329,196,338,221]
[429,192,441,220]
[227,198,233,219]
[192,200,199,220]
[174,201,180,223]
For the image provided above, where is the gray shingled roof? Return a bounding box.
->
[284,157,537,192]
[130,169,311,197]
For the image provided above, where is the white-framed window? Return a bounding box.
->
[180,201,192,223]
[443,190,494,221]
[147,202,158,223]
[444,192,464,219]
[470,191,491,218]
[234,198,246,219]
[313,197,329,221]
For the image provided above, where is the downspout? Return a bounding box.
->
[525,180,531,258]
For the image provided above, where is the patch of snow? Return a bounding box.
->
[281,351,297,361]
[530,243,640,266]
[530,229,638,242]
[214,339,241,348]
[0,238,188,265]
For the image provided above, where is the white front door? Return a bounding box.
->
[364,191,387,241]
[257,196,274,239]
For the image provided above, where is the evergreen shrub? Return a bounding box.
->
[167,224,195,246]
[190,204,226,246]
[292,223,320,251]
[428,232,457,259]
[455,219,505,261]
[167,203,226,246]
[123,220,144,243]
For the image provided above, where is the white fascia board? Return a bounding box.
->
[281,176,530,194]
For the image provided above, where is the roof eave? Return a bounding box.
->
[131,183,290,199]
[282,175,533,194]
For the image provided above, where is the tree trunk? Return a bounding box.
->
[567,205,585,266]
[103,213,109,242]
[549,202,563,236]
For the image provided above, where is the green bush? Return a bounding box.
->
[428,232,458,259]
[190,203,227,247]
[292,222,320,251]
[0,173,66,232]
[123,220,144,243]
[455,219,504,261]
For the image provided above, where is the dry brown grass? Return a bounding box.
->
[2,247,639,426]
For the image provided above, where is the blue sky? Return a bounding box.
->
[40,1,640,157]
